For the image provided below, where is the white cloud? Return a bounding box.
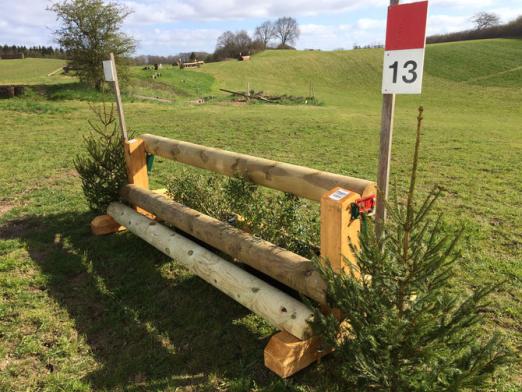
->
[128,27,222,52]
[122,0,387,24]
[356,18,385,30]
[489,7,522,22]
[429,0,495,7]
[0,0,519,54]
[427,14,471,35]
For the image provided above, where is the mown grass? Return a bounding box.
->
[0,58,69,85]
[130,65,215,99]
[0,39,521,391]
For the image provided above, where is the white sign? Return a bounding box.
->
[103,60,115,82]
[381,1,429,95]
[382,48,425,94]
[329,189,350,201]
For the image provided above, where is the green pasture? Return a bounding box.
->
[0,58,69,85]
[0,39,521,391]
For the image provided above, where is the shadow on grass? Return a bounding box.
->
[0,211,284,390]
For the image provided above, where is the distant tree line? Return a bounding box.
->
[427,13,522,44]
[0,44,67,59]
[212,17,300,61]
[133,52,211,66]
[353,43,384,50]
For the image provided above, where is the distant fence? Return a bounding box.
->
[0,85,25,99]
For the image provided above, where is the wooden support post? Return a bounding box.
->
[91,138,151,235]
[124,138,149,189]
[375,93,396,240]
[264,186,361,378]
[124,138,152,218]
[375,0,400,240]
[109,52,128,142]
[319,187,361,274]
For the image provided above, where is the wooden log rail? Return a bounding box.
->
[107,202,314,340]
[140,134,376,202]
[92,134,375,378]
[121,184,327,304]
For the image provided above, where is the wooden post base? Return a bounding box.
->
[90,215,125,235]
[264,331,331,378]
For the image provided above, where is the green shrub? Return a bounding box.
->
[167,170,319,258]
[74,103,128,213]
[310,108,513,391]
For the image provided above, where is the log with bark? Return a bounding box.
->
[219,88,273,102]
[107,202,314,340]
[140,134,376,201]
[120,184,327,304]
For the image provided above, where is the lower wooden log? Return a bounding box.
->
[107,202,314,340]
[120,184,327,304]
[264,331,331,378]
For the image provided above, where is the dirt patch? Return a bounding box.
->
[45,168,79,184]
[0,200,15,217]
[0,218,44,239]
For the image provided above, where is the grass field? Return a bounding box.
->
[0,39,521,391]
[0,58,69,85]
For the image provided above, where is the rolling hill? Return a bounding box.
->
[197,38,522,101]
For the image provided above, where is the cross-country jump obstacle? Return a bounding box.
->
[93,54,377,378]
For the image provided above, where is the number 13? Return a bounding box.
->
[389,60,418,84]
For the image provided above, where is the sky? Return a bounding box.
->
[0,0,521,55]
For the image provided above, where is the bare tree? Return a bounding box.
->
[215,30,253,59]
[471,12,501,30]
[216,31,236,51]
[255,21,275,47]
[274,17,300,47]
[234,30,253,54]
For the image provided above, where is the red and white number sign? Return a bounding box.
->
[382,1,429,94]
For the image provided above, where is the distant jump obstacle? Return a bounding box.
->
[0,85,25,99]
[92,134,376,377]
[178,60,204,69]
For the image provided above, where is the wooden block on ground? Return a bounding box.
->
[91,215,125,236]
[264,331,331,378]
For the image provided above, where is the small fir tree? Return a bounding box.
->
[74,103,128,213]
[311,107,513,391]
